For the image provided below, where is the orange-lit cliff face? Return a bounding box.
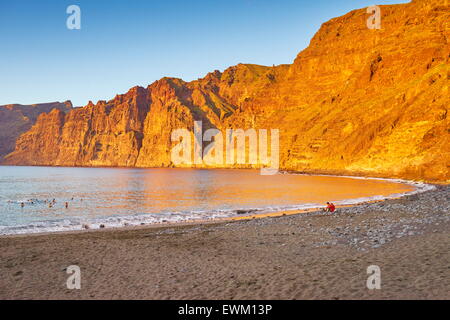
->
[3,0,449,182]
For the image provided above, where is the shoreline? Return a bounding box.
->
[0,172,436,237]
[0,184,448,299]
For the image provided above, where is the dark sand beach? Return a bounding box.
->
[0,185,448,300]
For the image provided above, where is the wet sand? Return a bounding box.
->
[0,185,448,300]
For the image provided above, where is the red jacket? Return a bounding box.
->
[327,203,336,212]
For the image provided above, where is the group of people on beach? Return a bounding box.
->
[17,197,80,209]
[15,197,336,216]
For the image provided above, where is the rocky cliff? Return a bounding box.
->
[3,0,449,182]
[0,101,72,161]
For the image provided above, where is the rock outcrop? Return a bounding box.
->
[3,0,449,182]
[0,101,72,161]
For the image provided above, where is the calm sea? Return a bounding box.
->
[0,166,424,235]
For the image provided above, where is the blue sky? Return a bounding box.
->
[0,0,409,106]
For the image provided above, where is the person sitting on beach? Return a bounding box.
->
[324,202,335,213]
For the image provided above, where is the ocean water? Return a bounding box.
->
[0,166,428,235]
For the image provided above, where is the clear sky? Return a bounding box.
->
[0,0,409,106]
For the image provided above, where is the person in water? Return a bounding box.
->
[324,202,336,212]
[65,202,69,209]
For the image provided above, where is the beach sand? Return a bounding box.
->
[0,185,448,300]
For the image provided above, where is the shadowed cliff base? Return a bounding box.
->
[0,102,72,161]
[3,0,449,183]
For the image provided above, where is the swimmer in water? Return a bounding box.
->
[65,202,69,209]
[21,202,25,208]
